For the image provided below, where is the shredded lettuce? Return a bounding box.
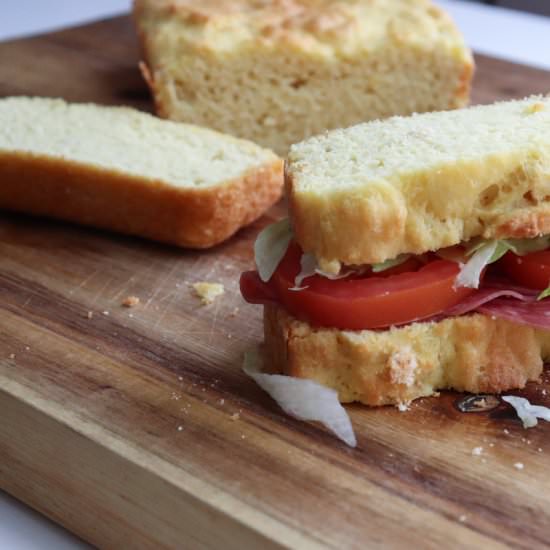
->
[508,235,550,255]
[243,347,357,447]
[371,254,411,273]
[291,252,318,290]
[456,239,530,289]
[538,286,550,301]
[254,218,292,282]
[455,240,499,289]
[456,236,550,289]
[502,396,550,428]
[291,253,355,290]
[465,239,515,262]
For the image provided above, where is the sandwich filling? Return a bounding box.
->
[241,219,550,331]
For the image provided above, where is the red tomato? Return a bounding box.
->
[500,250,550,290]
[241,242,475,330]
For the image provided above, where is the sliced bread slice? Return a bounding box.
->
[286,95,550,272]
[265,305,550,406]
[0,96,283,248]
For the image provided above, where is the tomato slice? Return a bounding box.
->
[241,242,476,330]
[500,250,550,290]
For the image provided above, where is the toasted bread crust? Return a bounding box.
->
[264,305,549,406]
[0,152,283,248]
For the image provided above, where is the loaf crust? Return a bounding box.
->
[0,151,283,249]
[264,305,549,406]
[134,0,473,155]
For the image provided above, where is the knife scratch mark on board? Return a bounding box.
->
[151,292,179,331]
[70,269,98,295]
[144,260,181,310]
[89,277,113,307]
[110,275,137,302]
[207,300,222,347]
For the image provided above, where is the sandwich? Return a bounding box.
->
[241,95,550,410]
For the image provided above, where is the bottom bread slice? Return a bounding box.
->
[264,305,550,406]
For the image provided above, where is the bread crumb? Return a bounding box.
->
[525,102,545,114]
[25,346,30,351]
[192,282,225,305]
[102,310,110,316]
[388,346,417,387]
[87,311,93,319]
[219,398,225,405]
[471,446,483,456]
[503,428,510,434]
[538,448,543,452]
[230,412,240,421]
[514,462,524,470]
[9,353,15,360]
[458,514,467,523]
[122,295,140,307]
[177,425,183,431]
[396,402,410,412]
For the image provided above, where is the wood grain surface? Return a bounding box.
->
[2,16,550,550]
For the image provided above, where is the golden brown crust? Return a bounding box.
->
[264,305,549,406]
[0,152,283,249]
[491,209,550,240]
[453,58,475,108]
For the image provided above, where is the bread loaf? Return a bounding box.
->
[134,0,473,155]
[0,97,283,248]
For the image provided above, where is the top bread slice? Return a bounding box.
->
[134,0,472,155]
[286,96,550,272]
[0,97,283,248]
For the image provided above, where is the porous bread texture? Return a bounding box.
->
[134,0,473,155]
[264,305,550,406]
[0,97,283,248]
[287,95,550,272]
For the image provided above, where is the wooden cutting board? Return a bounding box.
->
[2,16,550,550]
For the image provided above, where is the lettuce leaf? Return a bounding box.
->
[455,240,499,289]
[537,286,550,301]
[243,347,357,447]
[371,254,411,273]
[455,238,540,289]
[254,218,292,282]
[508,235,550,255]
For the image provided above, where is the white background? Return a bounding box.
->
[0,1,549,548]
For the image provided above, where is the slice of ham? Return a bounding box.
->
[477,299,550,329]
[444,286,535,317]
[441,280,550,329]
